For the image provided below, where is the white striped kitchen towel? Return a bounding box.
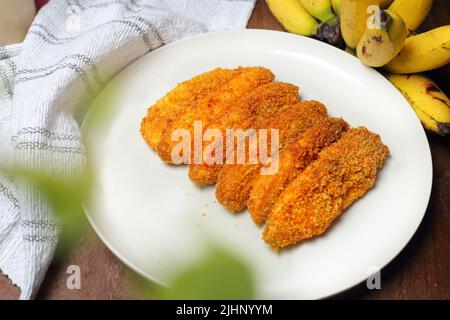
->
[0,0,256,299]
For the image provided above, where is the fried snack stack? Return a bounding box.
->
[141,67,389,251]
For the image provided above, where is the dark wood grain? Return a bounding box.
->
[0,0,449,300]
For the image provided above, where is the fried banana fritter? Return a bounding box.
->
[215,101,328,213]
[248,118,349,225]
[263,127,389,250]
[140,66,391,252]
[156,67,275,163]
[140,68,239,149]
[188,82,300,186]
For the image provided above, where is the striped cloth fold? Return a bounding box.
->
[0,0,256,299]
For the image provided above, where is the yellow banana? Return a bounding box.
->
[266,0,319,36]
[332,0,341,14]
[340,0,380,49]
[388,0,433,35]
[357,10,406,67]
[385,25,450,73]
[387,73,450,135]
[299,0,335,22]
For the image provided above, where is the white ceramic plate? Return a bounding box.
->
[82,30,432,299]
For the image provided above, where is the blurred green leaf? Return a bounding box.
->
[156,246,255,300]
[1,81,258,299]
[36,174,88,255]
[11,167,91,257]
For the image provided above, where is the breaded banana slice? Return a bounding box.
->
[156,67,275,163]
[188,82,300,186]
[248,118,349,225]
[215,101,328,213]
[263,127,389,250]
[141,68,239,149]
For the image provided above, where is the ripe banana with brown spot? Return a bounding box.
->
[387,73,450,135]
[388,0,433,35]
[357,10,406,67]
[340,0,380,49]
[385,25,450,74]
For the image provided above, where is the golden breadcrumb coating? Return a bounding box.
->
[263,127,389,250]
[215,101,328,213]
[248,118,349,225]
[156,67,275,163]
[188,82,300,186]
[140,68,239,149]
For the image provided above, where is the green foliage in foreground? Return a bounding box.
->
[7,166,256,299]
[156,246,256,300]
[19,169,90,256]
[2,82,256,299]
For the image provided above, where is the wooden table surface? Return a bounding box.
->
[0,0,449,300]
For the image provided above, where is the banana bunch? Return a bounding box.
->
[339,0,450,135]
[266,0,450,135]
[340,0,435,56]
[266,0,343,46]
